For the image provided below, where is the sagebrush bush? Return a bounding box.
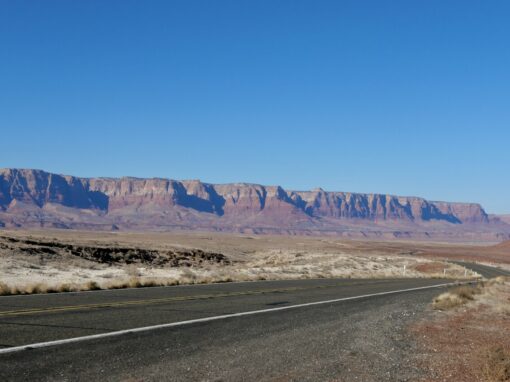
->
[0,282,12,296]
[86,281,101,290]
[432,285,482,310]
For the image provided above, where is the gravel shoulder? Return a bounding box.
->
[410,276,510,381]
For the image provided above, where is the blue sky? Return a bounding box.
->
[1,1,509,213]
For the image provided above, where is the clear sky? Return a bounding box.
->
[1,1,509,213]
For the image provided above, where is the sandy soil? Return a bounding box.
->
[411,277,510,381]
[0,229,478,293]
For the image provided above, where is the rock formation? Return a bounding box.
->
[0,168,507,241]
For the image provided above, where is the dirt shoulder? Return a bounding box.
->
[410,277,510,381]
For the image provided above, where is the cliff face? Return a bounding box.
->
[0,168,500,239]
[291,189,475,223]
[0,169,106,210]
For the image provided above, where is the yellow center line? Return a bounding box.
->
[0,280,398,317]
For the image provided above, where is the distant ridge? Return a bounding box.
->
[495,240,510,249]
[0,168,508,242]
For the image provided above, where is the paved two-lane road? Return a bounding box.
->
[0,263,507,381]
[453,261,510,278]
[0,278,455,348]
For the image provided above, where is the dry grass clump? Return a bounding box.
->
[454,285,483,300]
[432,277,510,311]
[0,282,12,296]
[0,272,245,296]
[86,281,101,291]
[487,276,510,286]
[0,277,183,296]
[95,277,184,290]
[105,277,175,290]
[432,293,465,310]
[481,347,510,382]
[432,284,482,310]
[0,281,81,295]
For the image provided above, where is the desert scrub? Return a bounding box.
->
[481,346,510,382]
[487,276,509,286]
[0,282,12,296]
[86,281,102,290]
[0,277,182,295]
[432,284,482,310]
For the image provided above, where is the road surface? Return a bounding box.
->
[452,261,510,278]
[0,266,507,381]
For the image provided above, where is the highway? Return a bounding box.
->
[452,261,510,278]
[0,278,456,348]
[0,265,507,381]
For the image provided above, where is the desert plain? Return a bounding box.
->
[2,229,509,294]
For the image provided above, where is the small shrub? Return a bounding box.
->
[216,277,233,283]
[432,292,465,310]
[488,276,509,287]
[432,285,482,310]
[129,277,143,288]
[27,284,47,294]
[109,282,127,289]
[0,282,12,296]
[58,283,72,293]
[141,280,159,288]
[46,286,59,293]
[86,281,101,291]
[454,285,482,300]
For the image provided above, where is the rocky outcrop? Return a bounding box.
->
[0,168,502,240]
[0,235,230,266]
[493,215,510,225]
[0,169,106,211]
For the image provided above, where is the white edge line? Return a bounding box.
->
[0,280,473,355]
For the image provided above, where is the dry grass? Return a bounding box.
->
[0,277,184,296]
[86,281,101,291]
[234,250,473,282]
[488,276,508,287]
[0,282,11,296]
[413,276,510,381]
[0,253,476,296]
[0,270,244,296]
[0,231,480,296]
[432,285,482,310]
[481,347,510,382]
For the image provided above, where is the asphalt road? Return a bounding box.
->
[452,261,510,278]
[0,276,469,381]
[0,277,456,348]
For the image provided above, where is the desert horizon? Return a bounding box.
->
[2,1,510,381]
[1,168,509,243]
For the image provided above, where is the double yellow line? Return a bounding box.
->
[0,282,357,317]
[0,279,402,318]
